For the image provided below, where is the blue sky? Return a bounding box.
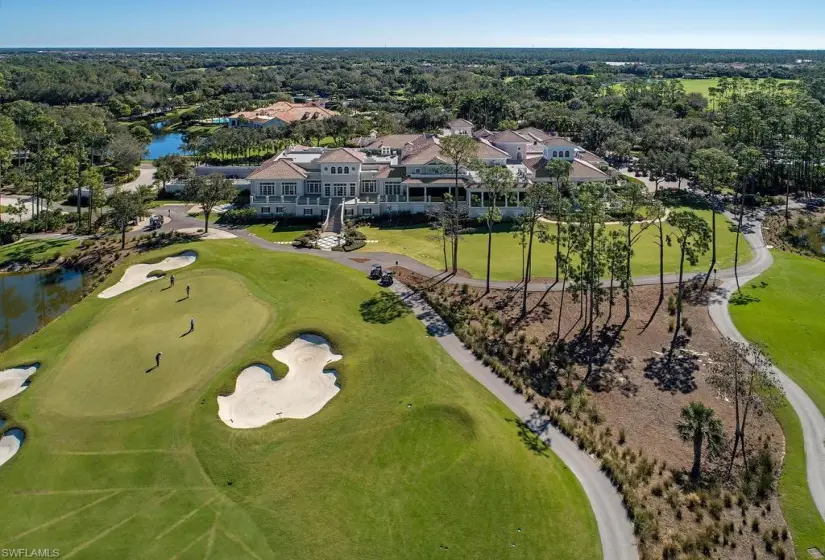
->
[1,0,825,49]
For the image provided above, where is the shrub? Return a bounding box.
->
[0,221,22,245]
[220,207,258,225]
[332,239,366,252]
[618,428,626,445]
[292,228,321,249]
[667,295,676,315]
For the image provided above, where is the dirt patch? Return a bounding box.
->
[349,257,371,263]
[398,267,789,559]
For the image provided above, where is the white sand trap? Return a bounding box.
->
[218,334,342,429]
[98,251,197,299]
[0,428,25,469]
[0,365,39,405]
[176,227,236,240]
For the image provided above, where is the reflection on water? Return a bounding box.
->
[0,269,86,352]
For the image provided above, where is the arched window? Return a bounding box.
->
[552,150,558,158]
[565,150,570,158]
[331,167,337,174]
[344,166,349,174]
[338,166,343,174]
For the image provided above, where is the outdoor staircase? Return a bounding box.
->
[323,198,344,234]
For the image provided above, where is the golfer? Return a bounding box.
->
[190,318,195,332]
[186,284,190,298]
[155,352,162,368]
[170,275,176,287]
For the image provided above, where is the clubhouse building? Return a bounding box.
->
[246,121,612,221]
[228,101,338,128]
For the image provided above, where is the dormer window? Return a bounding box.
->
[344,166,349,174]
[331,167,337,174]
[337,166,343,174]
[565,150,570,158]
[552,151,558,158]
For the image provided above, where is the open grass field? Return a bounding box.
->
[678,78,796,98]
[0,238,81,267]
[609,78,797,101]
[729,250,825,556]
[0,240,599,559]
[359,208,750,281]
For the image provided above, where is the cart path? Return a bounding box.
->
[707,209,825,524]
[388,282,638,560]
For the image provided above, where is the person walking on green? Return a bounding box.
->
[186,284,190,298]
[170,275,176,288]
[189,318,195,333]
[155,352,162,368]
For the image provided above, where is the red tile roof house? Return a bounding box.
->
[228,101,338,128]
[245,120,612,230]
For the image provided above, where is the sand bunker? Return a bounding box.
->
[218,334,342,429]
[0,365,39,405]
[98,251,197,299]
[176,227,236,240]
[0,428,24,469]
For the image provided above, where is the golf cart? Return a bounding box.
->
[148,215,164,230]
[368,264,383,280]
[378,270,394,287]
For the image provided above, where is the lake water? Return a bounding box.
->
[0,269,86,352]
[146,133,186,160]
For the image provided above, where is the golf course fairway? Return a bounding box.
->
[0,240,599,559]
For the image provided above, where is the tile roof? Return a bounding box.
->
[229,102,338,125]
[375,166,406,179]
[541,136,578,147]
[317,147,367,164]
[403,143,452,165]
[447,118,473,128]
[489,130,531,143]
[576,149,607,165]
[364,134,425,151]
[247,157,309,180]
[475,139,510,159]
[525,156,609,180]
[515,127,552,142]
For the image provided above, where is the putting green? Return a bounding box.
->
[0,240,599,559]
[41,271,269,418]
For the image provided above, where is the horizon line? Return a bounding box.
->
[2,46,825,52]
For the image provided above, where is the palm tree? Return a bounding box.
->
[677,402,724,484]
[476,164,514,293]
[439,135,478,274]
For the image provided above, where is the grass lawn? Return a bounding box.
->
[730,250,825,556]
[678,78,796,98]
[359,208,750,281]
[244,223,313,242]
[0,204,10,213]
[0,238,81,266]
[610,78,797,101]
[0,240,599,559]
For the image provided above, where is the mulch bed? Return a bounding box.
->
[397,267,791,559]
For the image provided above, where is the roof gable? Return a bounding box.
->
[248,157,308,180]
[317,147,367,164]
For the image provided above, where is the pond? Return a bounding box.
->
[0,268,86,352]
[146,133,186,160]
